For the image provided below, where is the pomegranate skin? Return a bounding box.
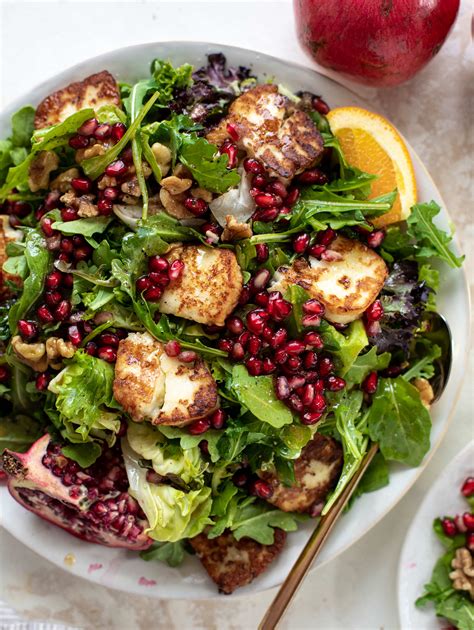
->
[294,0,460,87]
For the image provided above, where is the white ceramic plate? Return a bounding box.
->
[0,42,470,600]
[398,442,474,629]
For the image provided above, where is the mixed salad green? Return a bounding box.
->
[0,54,464,586]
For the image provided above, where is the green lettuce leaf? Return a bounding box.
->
[0,414,42,454]
[140,540,187,567]
[61,441,102,467]
[179,135,241,193]
[367,377,431,466]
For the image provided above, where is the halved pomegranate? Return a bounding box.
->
[2,434,152,550]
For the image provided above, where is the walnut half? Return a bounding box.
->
[28,151,59,192]
[46,337,75,369]
[12,336,48,372]
[449,547,474,600]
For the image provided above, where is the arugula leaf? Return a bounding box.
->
[9,229,51,332]
[402,342,442,381]
[51,217,112,237]
[345,347,391,386]
[140,540,187,567]
[11,106,35,147]
[367,377,431,466]
[348,451,389,507]
[231,365,293,428]
[61,441,102,467]
[407,201,464,268]
[179,135,240,193]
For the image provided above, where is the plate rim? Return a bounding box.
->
[0,40,471,600]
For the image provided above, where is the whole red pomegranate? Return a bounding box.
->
[294,0,460,86]
[2,434,152,550]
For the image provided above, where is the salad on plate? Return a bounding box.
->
[0,53,463,594]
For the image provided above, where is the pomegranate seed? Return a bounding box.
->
[461,477,474,497]
[286,187,300,206]
[301,411,323,425]
[94,123,111,140]
[218,338,233,353]
[326,375,346,391]
[226,316,244,335]
[363,371,378,394]
[143,286,163,302]
[238,285,251,306]
[463,512,474,531]
[312,96,330,115]
[74,245,93,262]
[252,174,267,189]
[97,198,113,215]
[41,217,55,237]
[274,348,289,364]
[303,332,323,348]
[302,313,321,328]
[78,118,98,136]
[455,514,467,533]
[285,340,306,355]
[248,335,262,356]
[105,160,128,178]
[286,356,302,371]
[35,205,47,221]
[276,376,291,400]
[251,269,271,291]
[318,357,333,377]
[219,140,238,169]
[255,291,269,307]
[365,320,382,337]
[71,177,92,193]
[198,440,209,456]
[314,378,325,393]
[232,469,249,488]
[466,531,474,552]
[441,518,458,537]
[60,237,73,254]
[148,272,170,287]
[231,342,245,361]
[53,300,71,321]
[226,122,239,142]
[266,180,287,199]
[250,479,273,500]
[12,201,30,217]
[310,394,327,413]
[35,372,50,391]
[18,319,39,341]
[37,304,54,323]
[57,252,70,263]
[253,207,280,222]
[188,418,211,435]
[111,122,126,142]
[85,341,98,356]
[238,331,251,350]
[164,340,181,357]
[288,394,303,413]
[99,333,119,348]
[102,186,119,201]
[254,192,282,208]
[136,276,153,293]
[60,207,78,222]
[302,299,325,315]
[178,351,198,363]
[261,325,273,342]
[302,383,315,406]
[243,157,265,174]
[262,357,276,374]
[183,196,208,217]
[69,134,89,149]
[367,230,385,248]
[44,190,61,210]
[255,243,269,263]
[308,244,326,259]
[293,233,310,254]
[288,376,306,390]
[169,260,185,281]
[365,300,384,322]
[0,366,10,383]
[67,325,82,345]
[246,357,263,376]
[246,311,266,335]
[270,328,288,349]
[321,249,343,262]
[316,228,336,246]
[297,168,328,185]
[62,273,73,288]
[210,409,227,430]
[303,351,318,370]
[267,295,292,321]
[97,346,116,362]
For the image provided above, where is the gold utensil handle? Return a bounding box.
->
[259,442,379,630]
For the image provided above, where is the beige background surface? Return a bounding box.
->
[0,1,472,628]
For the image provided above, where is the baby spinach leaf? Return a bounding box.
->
[11,106,35,147]
[231,365,293,428]
[407,201,464,268]
[347,451,389,508]
[61,441,102,467]
[179,135,240,193]
[52,216,112,237]
[367,377,431,466]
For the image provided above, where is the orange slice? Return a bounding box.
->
[326,106,417,227]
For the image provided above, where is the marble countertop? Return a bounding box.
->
[0,1,472,628]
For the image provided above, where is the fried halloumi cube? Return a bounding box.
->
[158,245,243,327]
[34,70,121,129]
[270,236,388,324]
[258,434,343,513]
[113,332,218,426]
[0,215,23,298]
[206,84,323,180]
[189,529,286,594]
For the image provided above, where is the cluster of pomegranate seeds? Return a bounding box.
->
[187,409,228,436]
[136,255,185,302]
[1,199,32,228]
[231,467,274,499]
[69,119,127,151]
[85,329,126,363]
[439,477,474,551]
[364,299,385,336]
[184,196,208,217]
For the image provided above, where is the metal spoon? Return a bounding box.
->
[259,312,452,630]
